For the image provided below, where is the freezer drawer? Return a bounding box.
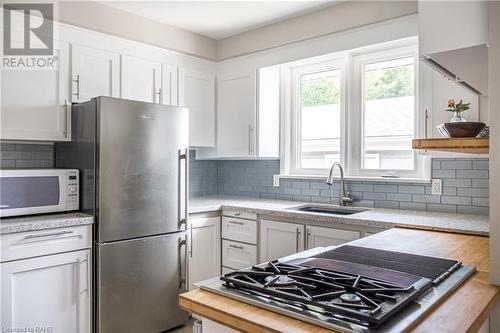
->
[97,232,189,333]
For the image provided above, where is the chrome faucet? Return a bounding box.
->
[326,162,354,206]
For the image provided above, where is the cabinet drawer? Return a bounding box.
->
[222,217,257,244]
[222,240,257,270]
[0,225,92,262]
[222,210,257,220]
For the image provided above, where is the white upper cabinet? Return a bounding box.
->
[179,68,215,147]
[161,64,178,106]
[71,44,120,103]
[1,40,71,141]
[121,55,162,104]
[419,1,488,56]
[217,72,256,157]
[418,1,489,95]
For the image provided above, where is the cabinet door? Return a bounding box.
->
[306,226,360,250]
[178,68,215,147]
[71,44,120,103]
[1,41,70,141]
[260,220,304,262]
[217,72,256,157]
[188,217,221,290]
[1,250,91,333]
[162,64,178,106]
[121,55,162,103]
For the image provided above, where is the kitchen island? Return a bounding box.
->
[179,228,498,333]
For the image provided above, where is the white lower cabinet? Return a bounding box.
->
[0,249,91,333]
[222,240,258,269]
[260,220,362,261]
[260,220,305,262]
[306,226,360,249]
[188,216,221,290]
[0,225,92,333]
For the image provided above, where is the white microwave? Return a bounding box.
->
[0,169,79,218]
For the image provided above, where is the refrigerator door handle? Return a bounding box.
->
[178,148,189,231]
[179,235,189,290]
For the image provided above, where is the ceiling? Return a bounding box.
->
[100,1,338,40]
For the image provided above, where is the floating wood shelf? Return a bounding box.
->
[412,137,489,154]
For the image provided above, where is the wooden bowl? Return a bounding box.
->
[444,122,486,138]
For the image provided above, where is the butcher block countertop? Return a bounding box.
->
[179,228,498,333]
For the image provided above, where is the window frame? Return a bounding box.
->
[289,58,346,175]
[348,43,425,179]
[280,37,430,181]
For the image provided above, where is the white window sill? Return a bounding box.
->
[276,174,431,184]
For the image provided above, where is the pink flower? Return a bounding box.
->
[448,99,455,106]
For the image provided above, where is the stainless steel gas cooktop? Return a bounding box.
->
[199,246,475,333]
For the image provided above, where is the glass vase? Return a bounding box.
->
[450,111,466,123]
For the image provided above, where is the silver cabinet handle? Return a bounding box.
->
[63,99,69,138]
[189,225,193,258]
[24,230,74,240]
[424,109,429,139]
[248,125,252,155]
[228,220,245,225]
[306,229,311,250]
[73,74,80,100]
[229,244,244,250]
[249,126,254,154]
[296,228,301,252]
[156,87,163,104]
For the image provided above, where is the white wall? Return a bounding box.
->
[489,2,500,286]
[216,1,417,60]
[217,15,418,75]
[58,1,217,60]
[488,2,500,331]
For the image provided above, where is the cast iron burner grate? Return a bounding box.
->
[221,260,433,328]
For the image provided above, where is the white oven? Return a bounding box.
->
[0,169,79,218]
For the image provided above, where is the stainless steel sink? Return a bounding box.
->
[288,204,368,216]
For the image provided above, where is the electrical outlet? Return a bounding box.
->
[273,175,280,187]
[431,179,442,196]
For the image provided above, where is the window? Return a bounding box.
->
[289,60,344,174]
[282,38,428,180]
[361,56,415,170]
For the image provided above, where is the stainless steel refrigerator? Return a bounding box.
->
[56,96,190,332]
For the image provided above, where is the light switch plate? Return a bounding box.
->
[273,175,280,187]
[431,179,442,196]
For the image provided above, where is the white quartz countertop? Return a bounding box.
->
[189,196,489,236]
[0,212,94,234]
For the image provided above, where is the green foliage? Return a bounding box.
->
[301,65,414,107]
[365,66,414,101]
[446,99,470,113]
[301,79,340,107]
